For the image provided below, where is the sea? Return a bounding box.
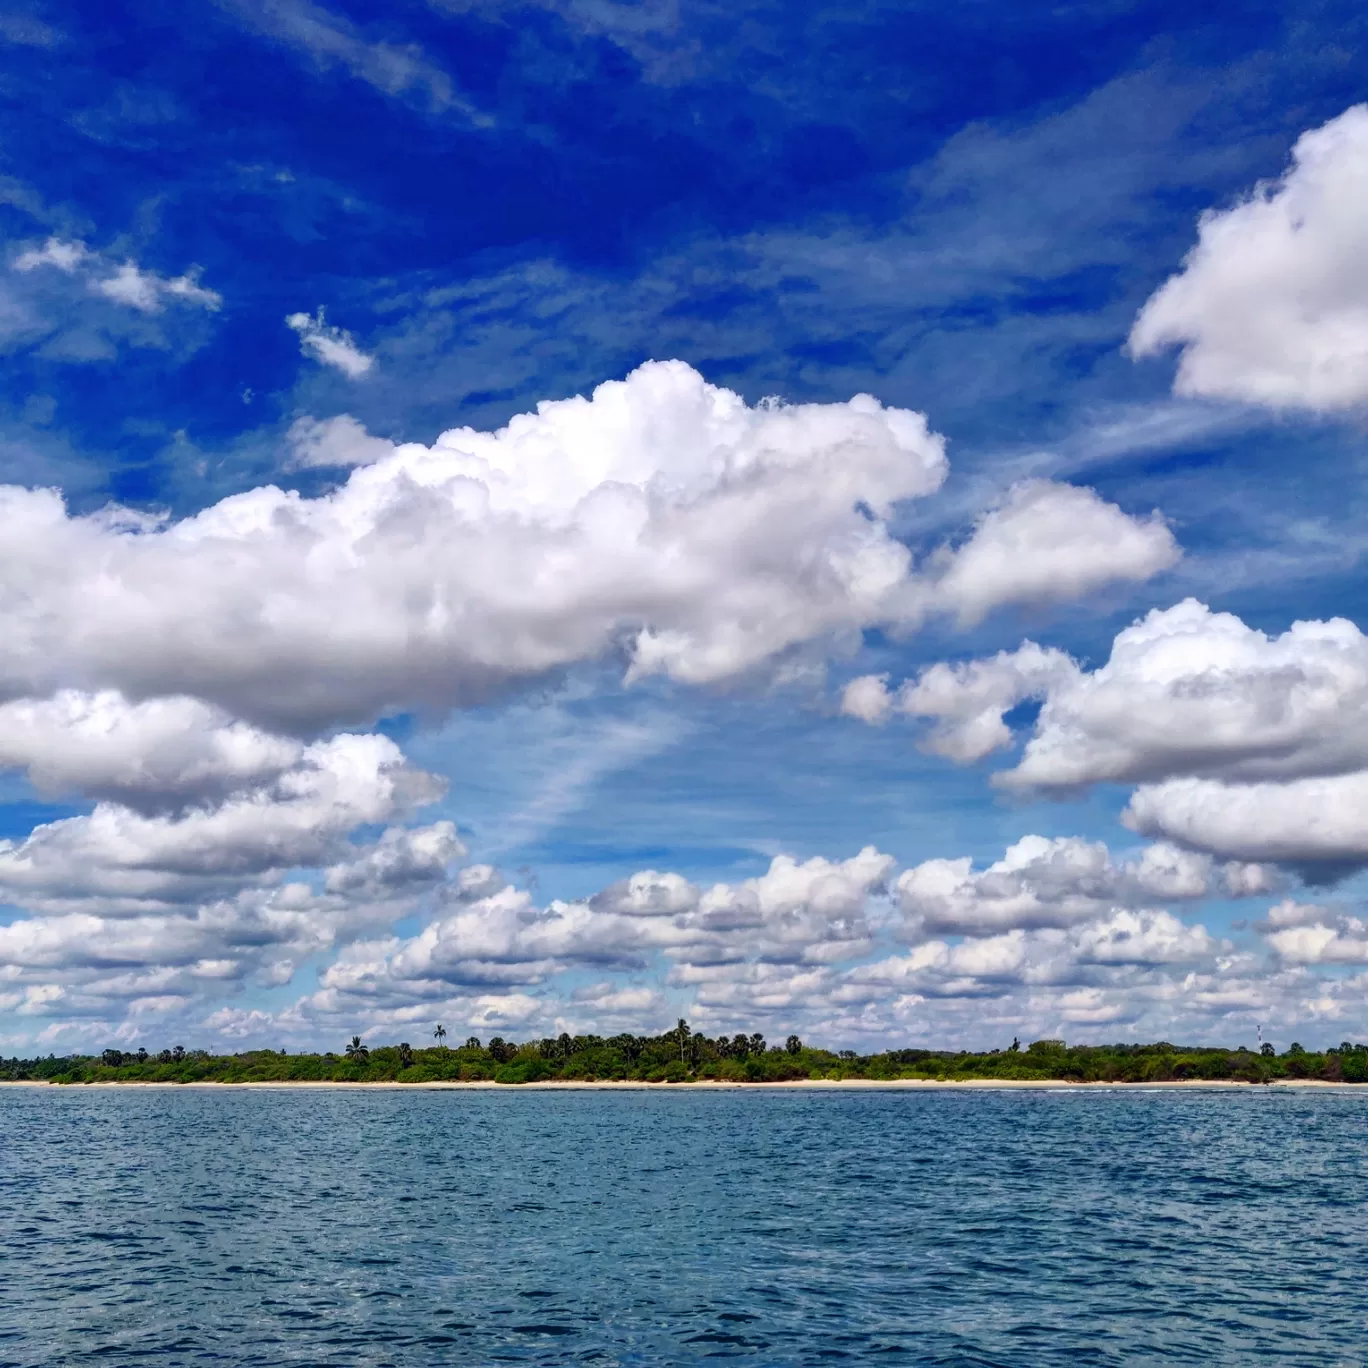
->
[2,1085,1365,1366]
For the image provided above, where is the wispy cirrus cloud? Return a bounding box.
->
[216,0,489,124]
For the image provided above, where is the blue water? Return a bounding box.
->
[2,1087,1366,1367]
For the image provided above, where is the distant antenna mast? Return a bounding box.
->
[1257,1024,1263,1049]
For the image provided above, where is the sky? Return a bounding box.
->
[3,0,1368,1055]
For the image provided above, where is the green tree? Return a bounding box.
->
[465,1036,482,1050]
[398,1042,414,1068]
[345,1036,369,1061]
[675,1018,691,1063]
[433,1024,447,1049]
[785,1035,802,1055]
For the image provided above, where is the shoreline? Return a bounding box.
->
[0,1077,1361,1091]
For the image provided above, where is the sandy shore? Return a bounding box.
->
[0,1077,1359,1091]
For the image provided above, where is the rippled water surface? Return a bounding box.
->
[3,1086,1367,1366]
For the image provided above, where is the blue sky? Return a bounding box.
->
[2,0,1368,1052]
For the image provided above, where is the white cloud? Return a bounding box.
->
[0,690,301,810]
[899,641,1076,763]
[0,362,951,730]
[287,414,395,467]
[884,599,1368,869]
[929,480,1178,627]
[1122,771,1368,866]
[0,734,441,912]
[13,237,88,273]
[846,907,1219,1001]
[0,366,1183,739]
[838,673,894,725]
[94,263,222,314]
[1265,903,1368,965]
[307,847,895,1013]
[892,599,1368,790]
[286,308,374,378]
[216,0,485,122]
[841,641,1075,762]
[895,833,1251,937]
[13,238,221,313]
[1130,104,1368,411]
[323,821,465,897]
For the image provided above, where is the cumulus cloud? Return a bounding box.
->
[0,734,442,912]
[834,908,1220,1008]
[286,308,375,377]
[885,598,1368,785]
[1130,104,1368,411]
[323,821,465,897]
[838,672,894,725]
[0,690,301,810]
[0,874,435,1024]
[1122,772,1368,867]
[0,364,1183,736]
[841,641,1075,762]
[313,846,897,1012]
[884,598,1368,870]
[10,807,1353,1049]
[1005,599,1368,791]
[895,834,1239,937]
[928,480,1178,627]
[1263,901,1368,964]
[286,413,394,467]
[0,362,954,730]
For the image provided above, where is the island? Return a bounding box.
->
[4,1022,1368,1085]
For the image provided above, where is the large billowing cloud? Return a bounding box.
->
[1130,104,1368,411]
[0,363,1177,733]
[1002,599,1368,791]
[858,598,1368,869]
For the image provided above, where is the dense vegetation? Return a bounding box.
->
[4,1024,1368,1085]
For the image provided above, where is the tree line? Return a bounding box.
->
[4,1023,1368,1085]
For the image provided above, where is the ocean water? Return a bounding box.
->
[2,1087,1366,1367]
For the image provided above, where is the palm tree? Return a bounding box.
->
[676,1018,691,1063]
[433,1024,447,1049]
[398,1042,414,1069]
[345,1035,369,1061]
